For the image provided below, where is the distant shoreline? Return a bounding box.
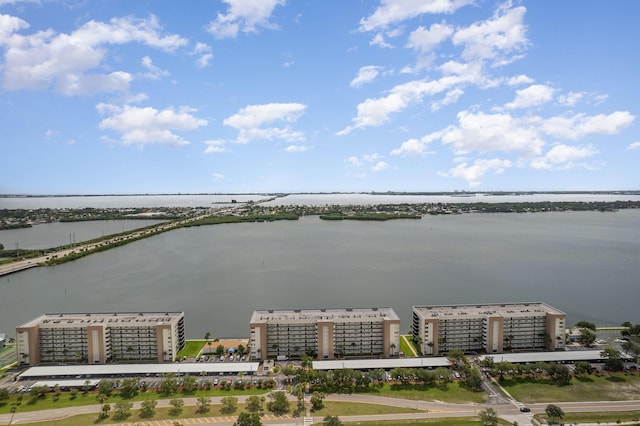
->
[2,190,640,198]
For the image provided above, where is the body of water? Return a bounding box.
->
[0,219,166,250]
[1,209,638,339]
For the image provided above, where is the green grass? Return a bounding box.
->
[10,400,437,426]
[344,419,511,426]
[313,400,422,416]
[544,410,640,423]
[177,340,206,358]
[366,382,487,404]
[500,372,640,403]
[400,335,419,357]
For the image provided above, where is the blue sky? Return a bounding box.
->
[1,0,639,194]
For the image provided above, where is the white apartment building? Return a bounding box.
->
[16,312,185,366]
[412,302,566,356]
[250,307,400,360]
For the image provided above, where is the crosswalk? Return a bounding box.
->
[107,413,294,425]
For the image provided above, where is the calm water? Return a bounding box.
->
[0,220,166,250]
[1,210,638,339]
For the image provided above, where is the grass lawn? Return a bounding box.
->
[11,401,439,426]
[365,382,487,404]
[177,340,206,358]
[313,400,422,416]
[500,372,640,403]
[400,335,419,357]
[343,418,512,426]
[534,410,640,424]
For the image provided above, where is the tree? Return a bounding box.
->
[220,395,237,414]
[574,361,593,375]
[601,345,624,371]
[323,415,343,426]
[181,375,198,392]
[215,344,225,356]
[267,391,290,415]
[196,396,212,413]
[97,379,113,397]
[234,411,262,426]
[159,374,178,395]
[169,398,184,418]
[578,328,596,346]
[0,388,10,403]
[461,367,483,391]
[120,378,139,398]
[575,321,596,330]
[547,363,571,385]
[112,401,133,421]
[246,395,263,413]
[479,407,499,426]
[545,404,564,423]
[310,391,325,411]
[139,398,157,418]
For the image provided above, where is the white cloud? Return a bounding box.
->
[206,0,285,39]
[505,84,554,109]
[441,111,545,156]
[141,56,170,80]
[431,87,463,111]
[338,76,470,134]
[530,144,598,170]
[346,156,363,167]
[97,104,207,147]
[285,144,308,152]
[627,141,640,150]
[507,74,534,86]
[441,158,512,187]
[211,173,225,181]
[191,42,213,68]
[350,65,382,88]
[346,153,387,172]
[406,22,453,54]
[371,161,389,172]
[369,33,393,48]
[1,15,187,95]
[223,102,307,144]
[204,140,230,154]
[359,0,472,32]
[541,111,635,140]
[0,14,29,44]
[452,2,528,66]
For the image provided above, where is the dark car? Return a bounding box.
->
[520,407,531,413]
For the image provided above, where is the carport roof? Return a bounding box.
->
[312,357,451,370]
[477,350,634,364]
[19,362,259,379]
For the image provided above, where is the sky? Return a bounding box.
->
[1,0,639,195]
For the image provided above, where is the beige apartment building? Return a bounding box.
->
[16,312,185,366]
[412,302,566,356]
[250,307,400,361]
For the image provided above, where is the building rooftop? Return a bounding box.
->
[413,302,565,319]
[17,312,184,328]
[19,362,259,380]
[312,357,451,371]
[250,307,399,324]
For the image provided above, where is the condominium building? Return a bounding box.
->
[16,312,185,366]
[249,307,400,361]
[412,302,566,356]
